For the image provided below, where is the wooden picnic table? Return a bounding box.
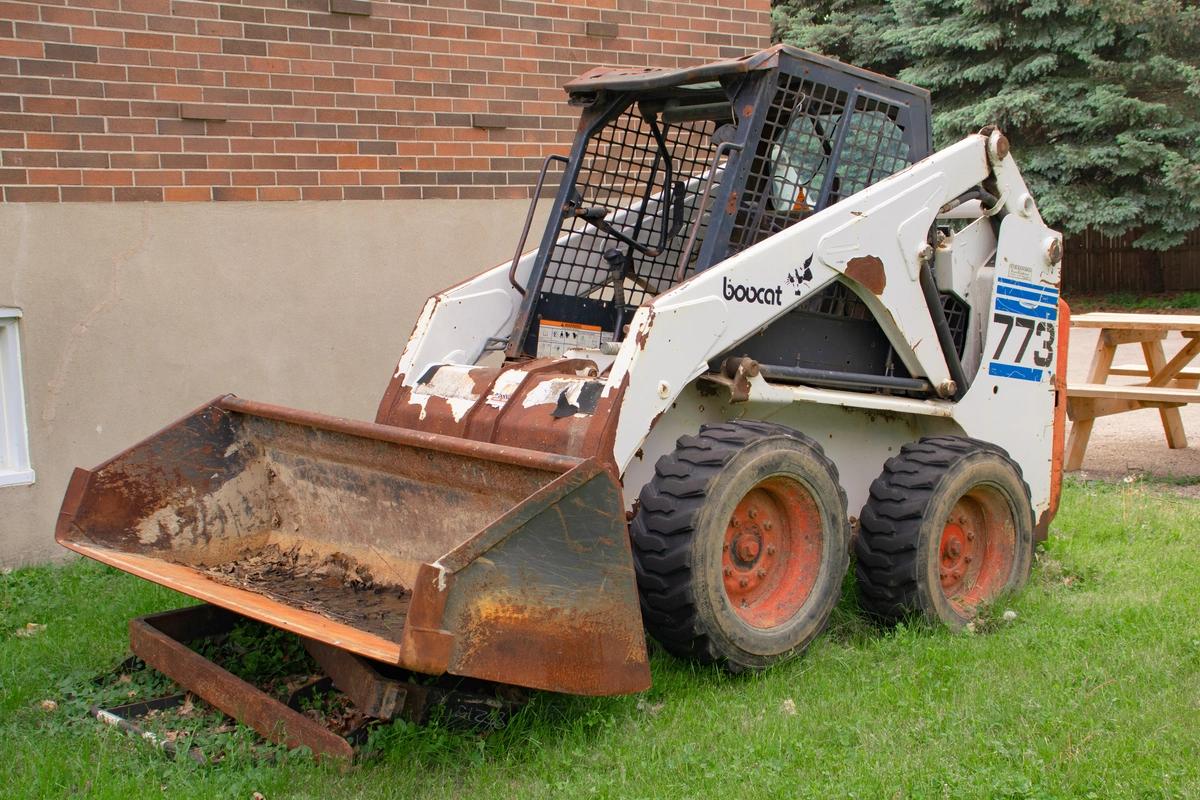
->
[1065,312,1200,471]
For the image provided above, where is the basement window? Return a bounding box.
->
[0,309,34,487]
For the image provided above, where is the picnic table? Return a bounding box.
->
[1065,312,1200,471]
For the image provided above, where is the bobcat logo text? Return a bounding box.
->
[723,277,783,306]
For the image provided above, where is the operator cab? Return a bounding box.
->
[499,45,942,392]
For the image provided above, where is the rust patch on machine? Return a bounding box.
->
[844,255,886,295]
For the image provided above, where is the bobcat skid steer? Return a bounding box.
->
[58,45,1068,704]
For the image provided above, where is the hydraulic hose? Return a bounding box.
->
[918,258,969,401]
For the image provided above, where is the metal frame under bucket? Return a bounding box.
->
[57,396,650,696]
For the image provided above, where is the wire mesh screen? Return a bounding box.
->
[799,280,874,321]
[829,95,911,203]
[541,107,719,308]
[728,73,910,256]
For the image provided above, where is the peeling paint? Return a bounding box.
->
[523,378,589,409]
[485,369,527,409]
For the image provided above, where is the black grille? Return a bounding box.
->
[541,108,719,308]
[940,292,970,357]
[728,73,910,257]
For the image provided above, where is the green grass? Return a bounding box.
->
[3,479,1200,799]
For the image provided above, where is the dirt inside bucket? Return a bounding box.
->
[199,543,411,639]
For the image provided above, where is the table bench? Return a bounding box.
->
[1064,312,1200,471]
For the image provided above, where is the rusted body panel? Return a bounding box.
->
[377,359,627,477]
[58,396,649,696]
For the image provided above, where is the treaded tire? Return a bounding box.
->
[855,436,1034,628]
[630,420,850,672]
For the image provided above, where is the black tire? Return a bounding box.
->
[855,436,1034,628]
[630,420,850,671]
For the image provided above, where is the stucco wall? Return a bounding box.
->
[0,199,541,564]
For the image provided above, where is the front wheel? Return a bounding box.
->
[855,436,1034,628]
[630,420,850,671]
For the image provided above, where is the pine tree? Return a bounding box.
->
[774,0,1200,249]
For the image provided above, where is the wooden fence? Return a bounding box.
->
[1062,228,1200,293]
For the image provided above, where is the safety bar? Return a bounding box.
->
[674,140,743,282]
[508,154,570,296]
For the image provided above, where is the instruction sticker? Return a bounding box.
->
[536,320,613,358]
[987,277,1058,383]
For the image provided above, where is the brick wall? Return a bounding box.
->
[0,0,771,201]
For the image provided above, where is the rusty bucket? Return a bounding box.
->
[57,395,650,696]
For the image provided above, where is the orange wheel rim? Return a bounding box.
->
[721,477,822,629]
[938,485,1016,614]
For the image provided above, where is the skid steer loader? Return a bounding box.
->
[58,45,1068,705]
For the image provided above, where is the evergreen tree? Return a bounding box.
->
[774,0,1200,249]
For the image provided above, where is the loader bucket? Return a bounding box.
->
[57,396,650,696]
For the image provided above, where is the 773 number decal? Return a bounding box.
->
[988,277,1059,383]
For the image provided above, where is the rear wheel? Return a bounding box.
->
[855,436,1034,628]
[631,420,850,671]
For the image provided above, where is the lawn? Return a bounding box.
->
[2,478,1198,799]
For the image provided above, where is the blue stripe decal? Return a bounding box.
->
[989,362,1044,382]
[995,297,1058,320]
[999,276,1059,297]
[996,284,1059,305]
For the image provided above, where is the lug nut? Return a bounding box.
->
[723,566,733,577]
[731,518,740,528]
[748,508,758,520]
[966,531,975,542]
[739,577,749,588]
[765,544,776,555]
[964,555,973,564]
[762,520,772,531]
[756,567,767,578]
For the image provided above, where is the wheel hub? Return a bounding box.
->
[735,534,761,563]
[937,489,1016,614]
[722,478,822,629]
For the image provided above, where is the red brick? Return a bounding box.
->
[27,132,80,149]
[29,167,82,183]
[6,185,59,200]
[163,185,211,200]
[82,168,132,184]
[301,184,341,199]
[62,185,114,200]
[256,184,300,199]
[3,150,54,167]
[212,185,255,200]
[58,151,110,167]
[134,169,182,184]
[113,185,163,200]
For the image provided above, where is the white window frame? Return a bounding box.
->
[0,309,34,487]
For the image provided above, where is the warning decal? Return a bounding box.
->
[536,319,614,358]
